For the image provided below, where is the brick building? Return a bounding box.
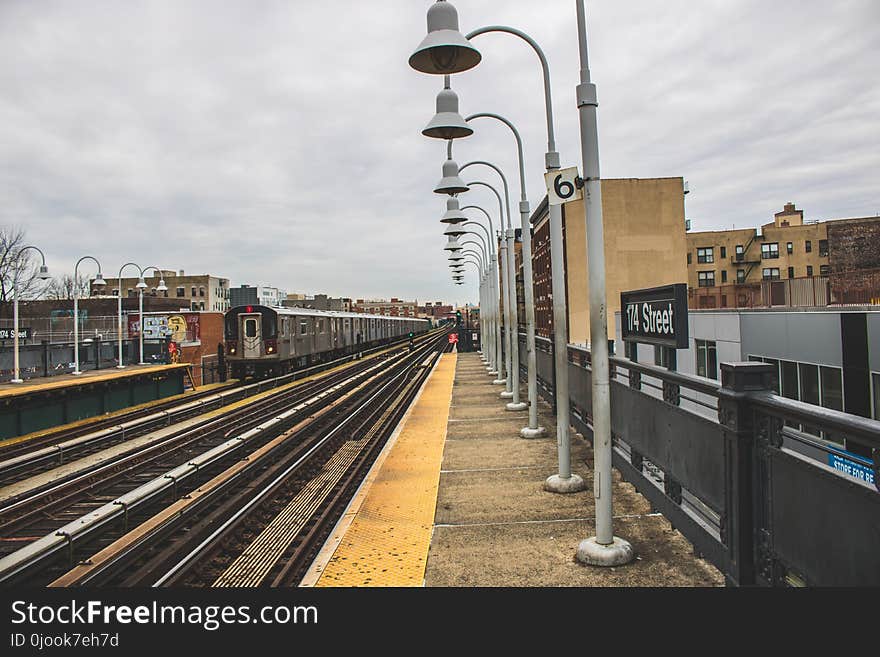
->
[353,298,418,317]
[95,270,231,313]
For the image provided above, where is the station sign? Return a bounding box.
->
[0,327,31,340]
[544,167,584,206]
[621,283,688,349]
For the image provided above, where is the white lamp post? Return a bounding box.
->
[409,0,632,565]
[10,246,50,383]
[116,262,144,369]
[72,256,106,376]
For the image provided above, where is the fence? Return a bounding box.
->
[0,337,168,383]
[519,333,880,586]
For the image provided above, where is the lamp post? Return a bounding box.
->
[137,267,168,365]
[116,263,145,369]
[423,83,541,429]
[459,220,495,369]
[10,246,50,383]
[465,178,516,398]
[459,204,503,380]
[409,0,632,564]
[72,256,106,376]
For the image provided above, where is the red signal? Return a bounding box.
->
[448,333,458,343]
[245,306,254,313]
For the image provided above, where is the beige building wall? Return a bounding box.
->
[564,177,689,345]
[686,204,830,287]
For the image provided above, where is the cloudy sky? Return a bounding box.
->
[1,0,877,305]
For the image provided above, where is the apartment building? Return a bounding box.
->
[96,270,230,313]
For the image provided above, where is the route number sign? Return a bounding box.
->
[545,167,584,206]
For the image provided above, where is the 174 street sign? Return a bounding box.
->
[621,284,688,349]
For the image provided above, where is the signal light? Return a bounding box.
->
[245,305,254,313]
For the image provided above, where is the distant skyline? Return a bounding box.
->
[1,0,877,305]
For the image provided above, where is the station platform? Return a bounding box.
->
[0,363,192,440]
[305,351,723,587]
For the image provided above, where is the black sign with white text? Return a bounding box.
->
[0,328,31,340]
[621,284,688,349]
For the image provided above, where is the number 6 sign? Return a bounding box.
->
[544,166,584,206]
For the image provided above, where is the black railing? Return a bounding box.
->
[517,333,880,586]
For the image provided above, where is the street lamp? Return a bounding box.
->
[409,0,632,565]
[72,256,106,375]
[10,246,50,383]
[464,176,517,401]
[138,266,168,365]
[436,107,543,434]
[115,263,144,369]
[460,204,503,379]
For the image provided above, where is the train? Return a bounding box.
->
[223,304,432,379]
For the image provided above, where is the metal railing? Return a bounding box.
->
[518,333,880,586]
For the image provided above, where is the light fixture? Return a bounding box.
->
[423,85,472,139]
[408,0,481,75]
[440,196,468,224]
[434,158,469,195]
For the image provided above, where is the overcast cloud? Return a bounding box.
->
[1,0,877,305]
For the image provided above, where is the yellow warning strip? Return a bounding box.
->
[314,352,456,587]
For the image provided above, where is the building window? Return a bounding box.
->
[687,253,692,265]
[788,266,795,278]
[720,246,727,259]
[698,271,715,287]
[820,264,831,276]
[191,286,196,296]
[820,366,843,411]
[819,239,829,257]
[805,240,812,253]
[624,341,637,362]
[695,339,717,380]
[721,270,728,283]
[781,360,799,400]
[112,288,119,296]
[191,302,198,310]
[128,288,134,297]
[786,242,793,254]
[807,265,814,277]
[199,302,205,310]
[176,287,184,297]
[199,286,205,297]
[872,373,879,420]
[762,268,780,280]
[735,244,744,261]
[697,247,714,263]
[761,243,779,259]
[736,269,745,283]
[654,345,676,370]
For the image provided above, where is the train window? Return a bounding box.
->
[244,319,257,338]
[318,319,324,334]
[300,320,308,335]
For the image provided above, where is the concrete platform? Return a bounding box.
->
[426,352,723,587]
[306,350,722,587]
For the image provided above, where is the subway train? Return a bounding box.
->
[223,304,431,379]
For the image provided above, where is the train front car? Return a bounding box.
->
[224,305,282,379]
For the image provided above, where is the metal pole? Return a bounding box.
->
[117,279,124,368]
[11,287,21,383]
[138,289,145,365]
[504,226,525,410]
[465,112,542,432]
[574,0,633,566]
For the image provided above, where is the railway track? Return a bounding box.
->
[0,330,449,586]
[46,335,450,587]
[0,333,424,485]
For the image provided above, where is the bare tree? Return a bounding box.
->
[0,225,48,302]
[44,274,91,301]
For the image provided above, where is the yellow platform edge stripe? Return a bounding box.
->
[312,352,457,587]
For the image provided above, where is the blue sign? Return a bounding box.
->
[828,452,875,487]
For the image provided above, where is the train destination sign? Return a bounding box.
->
[621,283,688,349]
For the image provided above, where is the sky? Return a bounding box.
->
[1,0,878,306]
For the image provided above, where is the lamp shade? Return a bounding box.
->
[135,278,148,290]
[444,223,468,238]
[434,158,469,195]
[93,272,106,287]
[443,236,462,251]
[157,279,168,292]
[440,196,468,224]
[422,87,472,139]
[408,1,481,75]
[37,265,50,280]
[447,252,465,261]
